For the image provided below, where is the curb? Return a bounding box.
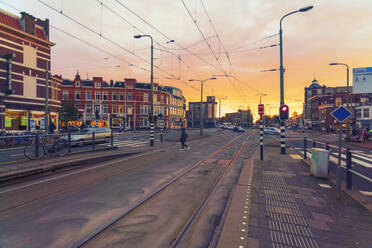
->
[0,146,118,166]
[0,146,138,183]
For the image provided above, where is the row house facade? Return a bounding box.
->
[0,9,61,131]
[308,92,372,131]
[60,73,186,129]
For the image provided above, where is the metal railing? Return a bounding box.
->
[302,137,372,191]
[0,130,116,162]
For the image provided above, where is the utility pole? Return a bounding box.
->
[45,61,49,133]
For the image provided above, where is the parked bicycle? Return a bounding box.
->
[24,134,67,160]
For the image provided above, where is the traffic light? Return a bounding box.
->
[258,104,264,116]
[279,104,289,121]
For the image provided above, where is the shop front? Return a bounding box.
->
[30,111,58,131]
[5,110,28,131]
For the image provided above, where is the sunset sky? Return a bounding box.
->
[1,0,372,119]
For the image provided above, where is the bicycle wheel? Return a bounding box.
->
[24,142,45,160]
[54,139,67,157]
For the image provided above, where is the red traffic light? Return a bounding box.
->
[280,105,288,112]
[279,104,289,121]
[258,104,264,115]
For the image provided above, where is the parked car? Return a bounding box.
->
[233,126,245,132]
[263,127,280,135]
[59,127,112,146]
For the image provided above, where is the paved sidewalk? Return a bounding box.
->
[217,145,372,248]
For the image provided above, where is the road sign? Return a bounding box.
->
[331,106,352,122]
[258,104,264,115]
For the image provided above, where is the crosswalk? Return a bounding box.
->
[107,139,148,148]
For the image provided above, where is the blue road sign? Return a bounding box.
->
[331,106,352,122]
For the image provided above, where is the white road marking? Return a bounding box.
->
[360,191,372,196]
[319,184,332,188]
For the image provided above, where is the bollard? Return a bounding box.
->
[304,137,307,159]
[92,131,95,149]
[68,132,71,153]
[35,133,39,158]
[111,130,114,147]
[346,148,352,190]
[160,121,163,143]
[260,121,263,160]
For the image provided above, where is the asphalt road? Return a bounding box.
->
[0,128,253,248]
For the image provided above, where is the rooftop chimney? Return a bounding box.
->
[20,12,35,36]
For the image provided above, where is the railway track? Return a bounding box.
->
[75,130,257,248]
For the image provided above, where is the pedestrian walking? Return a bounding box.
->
[179,128,189,150]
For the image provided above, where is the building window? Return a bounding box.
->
[112,105,118,114]
[119,93,124,101]
[356,109,362,118]
[103,92,108,100]
[144,93,148,102]
[94,105,100,115]
[95,92,101,100]
[75,91,81,100]
[112,92,117,100]
[86,91,91,100]
[103,104,108,114]
[127,92,133,101]
[161,95,164,104]
[119,105,124,114]
[363,108,370,118]
[140,105,149,114]
[127,105,133,115]
[86,104,91,113]
[63,91,69,100]
[140,117,148,127]
[76,81,80,87]
[95,82,100,88]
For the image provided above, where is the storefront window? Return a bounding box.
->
[5,110,27,131]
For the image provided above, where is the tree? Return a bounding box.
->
[61,100,79,122]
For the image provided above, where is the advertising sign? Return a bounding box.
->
[353,67,372,93]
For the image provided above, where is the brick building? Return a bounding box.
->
[0,9,61,131]
[60,73,186,129]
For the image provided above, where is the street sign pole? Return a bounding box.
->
[336,121,342,196]
[331,106,352,198]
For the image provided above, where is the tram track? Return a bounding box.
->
[77,130,257,248]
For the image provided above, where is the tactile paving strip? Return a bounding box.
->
[263,175,319,248]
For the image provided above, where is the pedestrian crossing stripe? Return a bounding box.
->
[107,140,148,147]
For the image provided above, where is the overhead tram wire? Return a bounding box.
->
[113,0,260,100]
[37,0,199,91]
[180,0,248,102]
[96,0,200,79]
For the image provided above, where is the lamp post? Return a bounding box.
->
[329,62,350,141]
[279,5,313,154]
[134,34,155,146]
[189,77,216,135]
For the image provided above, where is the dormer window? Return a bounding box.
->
[95,82,100,88]
[76,81,80,87]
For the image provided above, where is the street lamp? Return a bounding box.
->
[329,62,350,141]
[258,93,268,105]
[189,77,216,135]
[134,34,155,146]
[279,5,313,154]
